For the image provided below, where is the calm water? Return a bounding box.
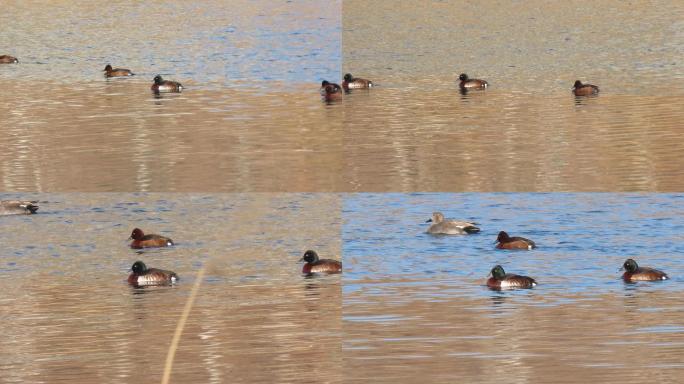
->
[342,0,684,192]
[343,193,684,383]
[0,193,341,383]
[0,1,343,192]
[2,1,684,383]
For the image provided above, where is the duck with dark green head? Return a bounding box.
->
[128,261,178,287]
[487,265,536,290]
[621,258,668,282]
[458,73,488,90]
[342,73,373,91]
[300,250,342,274]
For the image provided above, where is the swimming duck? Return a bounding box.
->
[129,228,174,249]
[151,75,183,93]
[0,200,38,215]
[300,250,342,274]
[458,73,488,90]
[426,212,480,235]
[572,80,599,96]
[128,261,178,286]
[495,231,536,250]
[487,265,537,289]
[342,73,373,90]
[621,258,668,282]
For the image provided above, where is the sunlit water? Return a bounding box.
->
[343,193,684,383]
[0,193,341,383]
[0,1,343,192]
[341,0,684,192]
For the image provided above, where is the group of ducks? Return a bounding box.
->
[129,227,340,286]
[1,200,668,288]
[320,72,600,101]
[103,64,183,94]
[128,228,341,286]
[1,200,341,287]
[3,56,599,99]
[1,55,182,94]
[426,211,669,290]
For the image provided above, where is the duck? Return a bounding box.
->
[572,80,599,96]
[0,200,38,215]
[300,250,342,274]
[151,75,183,93]
[621,258,668,282]
[320,80,343,102]
[487,265,537,290]
[0,55,18,64]
[342,73,373,90]
[495,231,536,250]
[458,73,488,90]
[129,228,174,249]
[104,64,134,77]
[426,212,480,235]
[127,261,178,286]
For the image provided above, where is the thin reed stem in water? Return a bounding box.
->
[161,267,205,384]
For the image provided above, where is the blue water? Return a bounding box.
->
[343,193,684,303]
[0,1,341,88]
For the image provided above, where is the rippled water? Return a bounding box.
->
[343,193,684,382]
[0,193,341,383]
[2,1,683,383]
[0,1,343,192]
[342,0,684,192]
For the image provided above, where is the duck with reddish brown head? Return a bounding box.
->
[487,265,537,290]
[320,80,343,102]
[104,64,134,77]
[300,250,342,274]
[129,228,174,249]
[621,258,668,282]
[572,80,599,96]
[128,261,178,287]
[458,73,488,90]
[495,231,536,250]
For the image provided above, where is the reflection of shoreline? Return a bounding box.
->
[0,81,344,192]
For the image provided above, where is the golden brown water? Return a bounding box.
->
[344,291,684,383]
[2,0,684,383]
[341,0,684,192]
[1,193,341,383]
[0,81,344,192]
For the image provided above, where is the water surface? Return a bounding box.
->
[0,193,341,383]
[341,1,684,192]
[343,193,684,383]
